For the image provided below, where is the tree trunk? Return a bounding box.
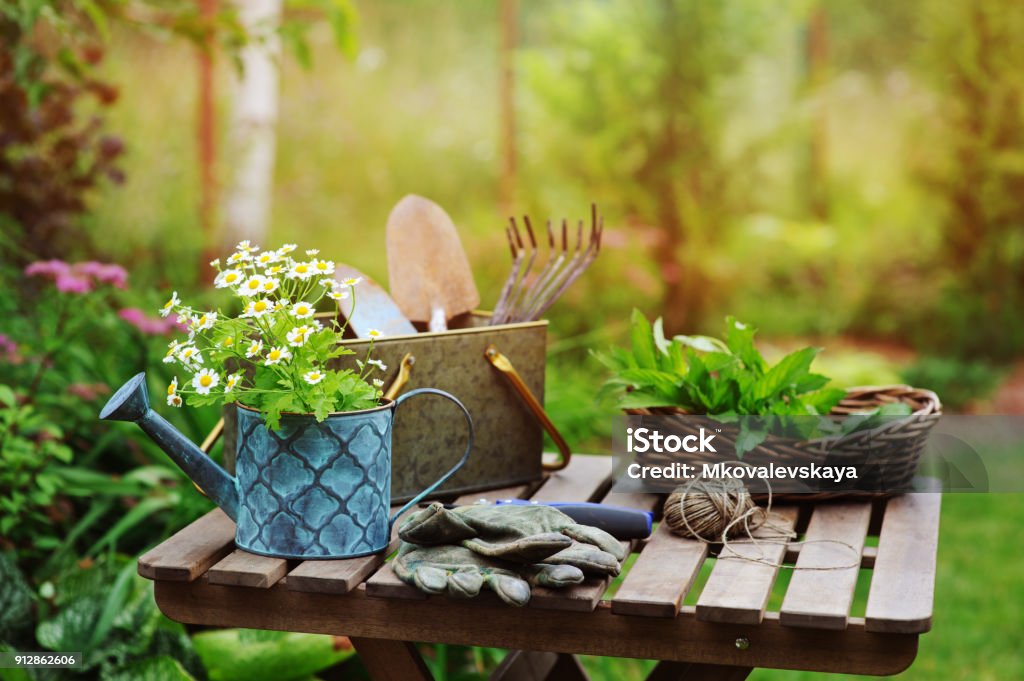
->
[498,0,518,214]
[221,0,284,252]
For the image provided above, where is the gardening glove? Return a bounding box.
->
[392,541,584,607]
[398,502,626,577]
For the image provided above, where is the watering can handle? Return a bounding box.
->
[388,388,474,527]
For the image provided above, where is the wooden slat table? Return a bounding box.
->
[139,455,941,680]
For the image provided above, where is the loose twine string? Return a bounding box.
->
[663,471,861,571]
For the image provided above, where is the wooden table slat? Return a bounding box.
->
[610,522,707,618]
[779,502,872,630]
[207,549,288,588]
[695,507,800,625]
[865,493,942,634]
[138,508,235,581]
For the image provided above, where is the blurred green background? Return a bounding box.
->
[2,0,1022,679]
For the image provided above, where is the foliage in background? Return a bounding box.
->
[914,0,1024,360]
[523,0,780,333]
[901,357,1003,411]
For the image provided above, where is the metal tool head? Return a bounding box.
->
[385,194,480,331]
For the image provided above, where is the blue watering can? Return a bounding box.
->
[100,372,473,559]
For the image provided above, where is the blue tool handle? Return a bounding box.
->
[495,499,653,539]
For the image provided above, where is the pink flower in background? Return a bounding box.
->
[67,383,110,401]
[119,307,181,336]
[0,334,22,365]
[25,259,128,292]
[76,261,128,288]
[55,273,93,294]
[25,260,71,278]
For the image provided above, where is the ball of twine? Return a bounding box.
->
[663,477,766,542]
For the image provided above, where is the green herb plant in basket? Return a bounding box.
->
[595,310,922,458]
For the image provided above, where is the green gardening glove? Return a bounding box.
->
[398,503,626,576]
[392,541,585,607]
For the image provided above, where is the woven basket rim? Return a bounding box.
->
[624,384,942,448]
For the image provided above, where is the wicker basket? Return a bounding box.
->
[625,385,942,501]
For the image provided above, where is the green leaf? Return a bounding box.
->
[629,309,658,369]
[102,655,196,681]
[724,317,765,374]
[753,347,818,401]
[0,553,33,638]
[734,423,768,458]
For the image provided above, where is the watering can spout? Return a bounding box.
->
[100,372,239,521]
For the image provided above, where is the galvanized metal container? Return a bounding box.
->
[334,314,547,502]
[220,315,548,502]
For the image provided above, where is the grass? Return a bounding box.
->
[576,494,1024,680]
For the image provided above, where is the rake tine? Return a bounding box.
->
[521,216,586,320]
[514,217,570,321]
[492,218,525,325]
[502,215,541,324]
[508,217,557,322]
[529,208,603,320]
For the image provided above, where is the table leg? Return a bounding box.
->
[350,637,433,681]
[491,651,590,681]
[647,661,752,681]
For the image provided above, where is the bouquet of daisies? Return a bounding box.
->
[160,241,387,429]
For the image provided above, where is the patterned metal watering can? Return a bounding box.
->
[100,372,473,559]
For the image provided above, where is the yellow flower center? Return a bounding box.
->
[199,375,213,387]
[225,272,238,283]
[296,264,308,273]
[254,301,268,312]
[223,337,234,346]
[167,384,176,395]
[247,280,260,290]
[163,299,173,310]
[298,305,309,314]
[269,350,281,360]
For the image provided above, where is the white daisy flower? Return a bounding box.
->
[177,345,204,366]
[367,328,384,339]
[163,340,181,364]
[265,346,292,366]
[286,324,316,347]
[209,258,221,268]
[224,372,243,393]
[305,248,320,256]
[254,250,280,267]
[277,244,297,256]
[242,299,273,318]
[236,239,258,253]
[372,378,384,388]
[192,368,220,395]
[327,289,349,301]
[287,261,315,280]
[265,264,286,276]
[167,377,178,398]
[215,268,244,289]
[245,339,263,358]
[303,370,325,385]
[341,276,363,287]
[274,300,287,311]
[291,301,315,319]
[367,358,387,371]
[168,394,183,408]
[261,278,280,294]
[238,275,266,297]
[159,291,180,318]
[312,259,335,276]
[191,311,217,331]
[227,251,250,265]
